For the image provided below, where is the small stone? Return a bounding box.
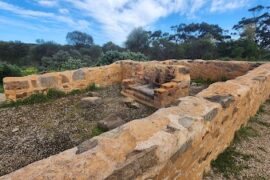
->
[98,115,125,131]
[86,91,100,97]
[12,127,19,133]
[79,97,102,108]
[123,98,140,109]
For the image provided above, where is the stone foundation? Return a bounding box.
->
[1,60,270,180]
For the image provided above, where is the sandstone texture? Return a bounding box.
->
[121,60,190,108]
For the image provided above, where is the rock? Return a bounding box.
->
[79,97,102,108]
[98,115,125,131]
[123,97,140,109]
[86,91,100,97]
[12,127,19,133]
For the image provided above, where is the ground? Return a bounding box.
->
[0,85,156,176]
[0,82,212,176]
[204,100,270,180]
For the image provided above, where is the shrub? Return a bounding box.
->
[21,67,38,76]
[99,50,148,65]
[46,89,66,99]
[0,63,22,83]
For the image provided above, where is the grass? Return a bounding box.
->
[0,84,3,93]
[234,126,258,143]
[91,126,105,137]
[0,83,100,108]
[210,104,268,178]
[211,146,252,178]
[192,76,228,85]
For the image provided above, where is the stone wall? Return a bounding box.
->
[1,61,270,180]
[3,63,122,100]
[3,59,259,101]
[163,59,260,81]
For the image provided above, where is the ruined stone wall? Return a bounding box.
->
[2,62,270,180]
[163,59,260,81]
[3,63,122,100]
[3,60,259,101]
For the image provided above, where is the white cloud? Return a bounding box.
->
[210,0,248,12]
[0,1,89,30]
[59,8,69,14]
[65,0,193,44]
[37,0,58,7]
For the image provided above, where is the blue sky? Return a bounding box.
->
[0,0,269,46]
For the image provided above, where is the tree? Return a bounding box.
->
[170,22,230,43]
[125,27,150,53]
[102,41,123,52]
[66,31,94,47]
[234,5,270,49]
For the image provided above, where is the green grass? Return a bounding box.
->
[91,126,105,137]
[234,126,258,143]
[0,83,100,108]
[210,106,266,178]
[0,84,3,93]
[192,76,228,85]
[211,146,252,178]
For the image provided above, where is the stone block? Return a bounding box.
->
[97,115,125,131]
[79,97,102,108]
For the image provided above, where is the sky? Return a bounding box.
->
[0,0,269,46]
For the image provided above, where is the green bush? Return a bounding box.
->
[99,50,148,65]
[0,63,22,83]
[46,89,66,99]
[21,67,38,76]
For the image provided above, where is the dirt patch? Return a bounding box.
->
[0,85,156,176]
[189,82,209,96]
[204,101,270,180]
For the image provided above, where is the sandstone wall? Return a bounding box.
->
[3,60,260,101]
[3,63,122,100]
[163,59,261,81]
[2,62,270,180]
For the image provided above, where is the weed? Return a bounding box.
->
[234,126,258,143]
[85,83,100,91]
[91,126,105,137]
[68,89,82,96]
[211,146,251,178]
[0,93,49,108]
[0,84,3,93]
[46,89,66,99]
[192,78,216,85]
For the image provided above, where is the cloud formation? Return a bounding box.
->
[65,0,249,43]
[0,0,251,44]
[210,0,248,12]
[0,1,89,31]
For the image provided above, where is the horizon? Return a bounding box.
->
[0,0,269,46]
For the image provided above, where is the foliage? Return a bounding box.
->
[211,146,251,178]
[66,31,94,47]
[125,27,150,53]
[170,22,230,43]
[233,5,270,49]
[21,67,38,76]
[0,63,22,83]
[102,41,123,52]
[41,50,87,71]
[91,126,105,137]
[99,50,148,65]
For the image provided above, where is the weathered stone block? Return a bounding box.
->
[79,97,102,108]
[98,115,125,131]
[39,76,58,88]
[72,69,85,81]
[205,94,234,108]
